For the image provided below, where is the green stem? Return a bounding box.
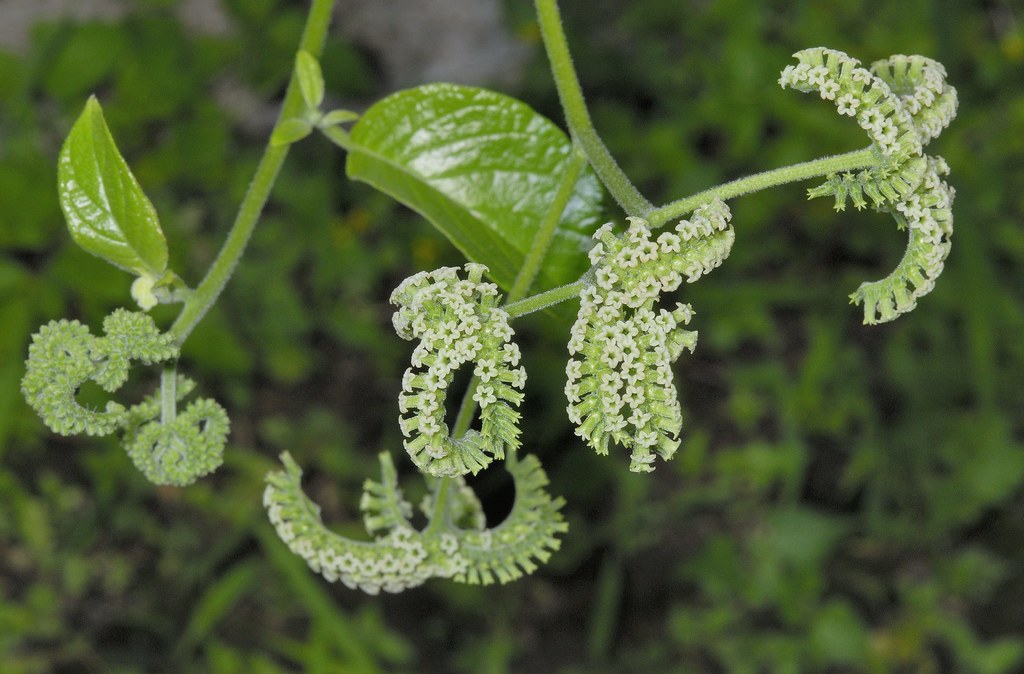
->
[501,147,879,315]
[647,147,878,227]
[424,478,454,536]
[504,275,591,319]
[535,0,653,217]
[507,148,588,302]
[320,124,352,151]
[168,0,337,344]
[160,364,177,425]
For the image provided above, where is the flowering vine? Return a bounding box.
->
[21,0,959,598]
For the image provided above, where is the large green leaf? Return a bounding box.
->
[346,83,603,292]
[58,96,168,278]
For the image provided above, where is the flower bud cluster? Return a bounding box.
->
[391,264,526,477]
[565,200,733,472]
[124,396,230,487]
[780,47,957,324]
[21,309,178,436]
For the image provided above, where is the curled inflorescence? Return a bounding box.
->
[566,200,733,472]
[264,451,566,593]
[22,309,178,436]
[123,395,230,487]
[780,47,926,209]
[22,309,230,486]
[851,155,955,323]
[391,264,527,477]
[871,54,958,146]
[779,47,957,324]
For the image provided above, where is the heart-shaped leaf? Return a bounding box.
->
[58,96,168,278]
[346,83,604,292]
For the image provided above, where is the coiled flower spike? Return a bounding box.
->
[263,451,567,593]
[851,155,955,323]
[124,394,230,487]
[779,47,957,324]
[21,309,178,435]
[391,264,527,478]
[566,200,734,472]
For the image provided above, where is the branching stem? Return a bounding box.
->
[647,147,879,227]
[535,0,653,217]
[502,148,879,319]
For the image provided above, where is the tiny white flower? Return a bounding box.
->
[836,93,860,116]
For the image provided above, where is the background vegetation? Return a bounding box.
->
[1,0,1022,671]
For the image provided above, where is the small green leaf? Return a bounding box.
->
[58,96,168,278]
[270,118,313,147]
[347,83,604,292]
[295,50,325,110]
[319,109,359,128]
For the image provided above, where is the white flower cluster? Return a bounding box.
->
[780,47,957,324]
[565,200,733,472]
[391,264,527,477]
[871,55,958,145]
[852,156,955,324]
[779,48,922,162]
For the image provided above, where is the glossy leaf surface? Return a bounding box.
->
[58,96,168,278]
[347,83,603,292]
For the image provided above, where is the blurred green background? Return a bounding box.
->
[1,0,1022,671]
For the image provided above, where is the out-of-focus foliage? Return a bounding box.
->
[1,0,1022,671]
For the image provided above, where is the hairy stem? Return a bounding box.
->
[168,0,337,344]
[160,365,177,425]
[647,146,879,227]
[502,147,880,316]
[504,274,591,319]
[535,0,653,217]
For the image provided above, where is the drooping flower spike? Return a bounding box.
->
[779,47,957,323]
[391,264,527,477]
[566,200,734,472]
[851,155,955,324]
[779,47,927,210]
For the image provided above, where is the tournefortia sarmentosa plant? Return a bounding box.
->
[21,0,958,594]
